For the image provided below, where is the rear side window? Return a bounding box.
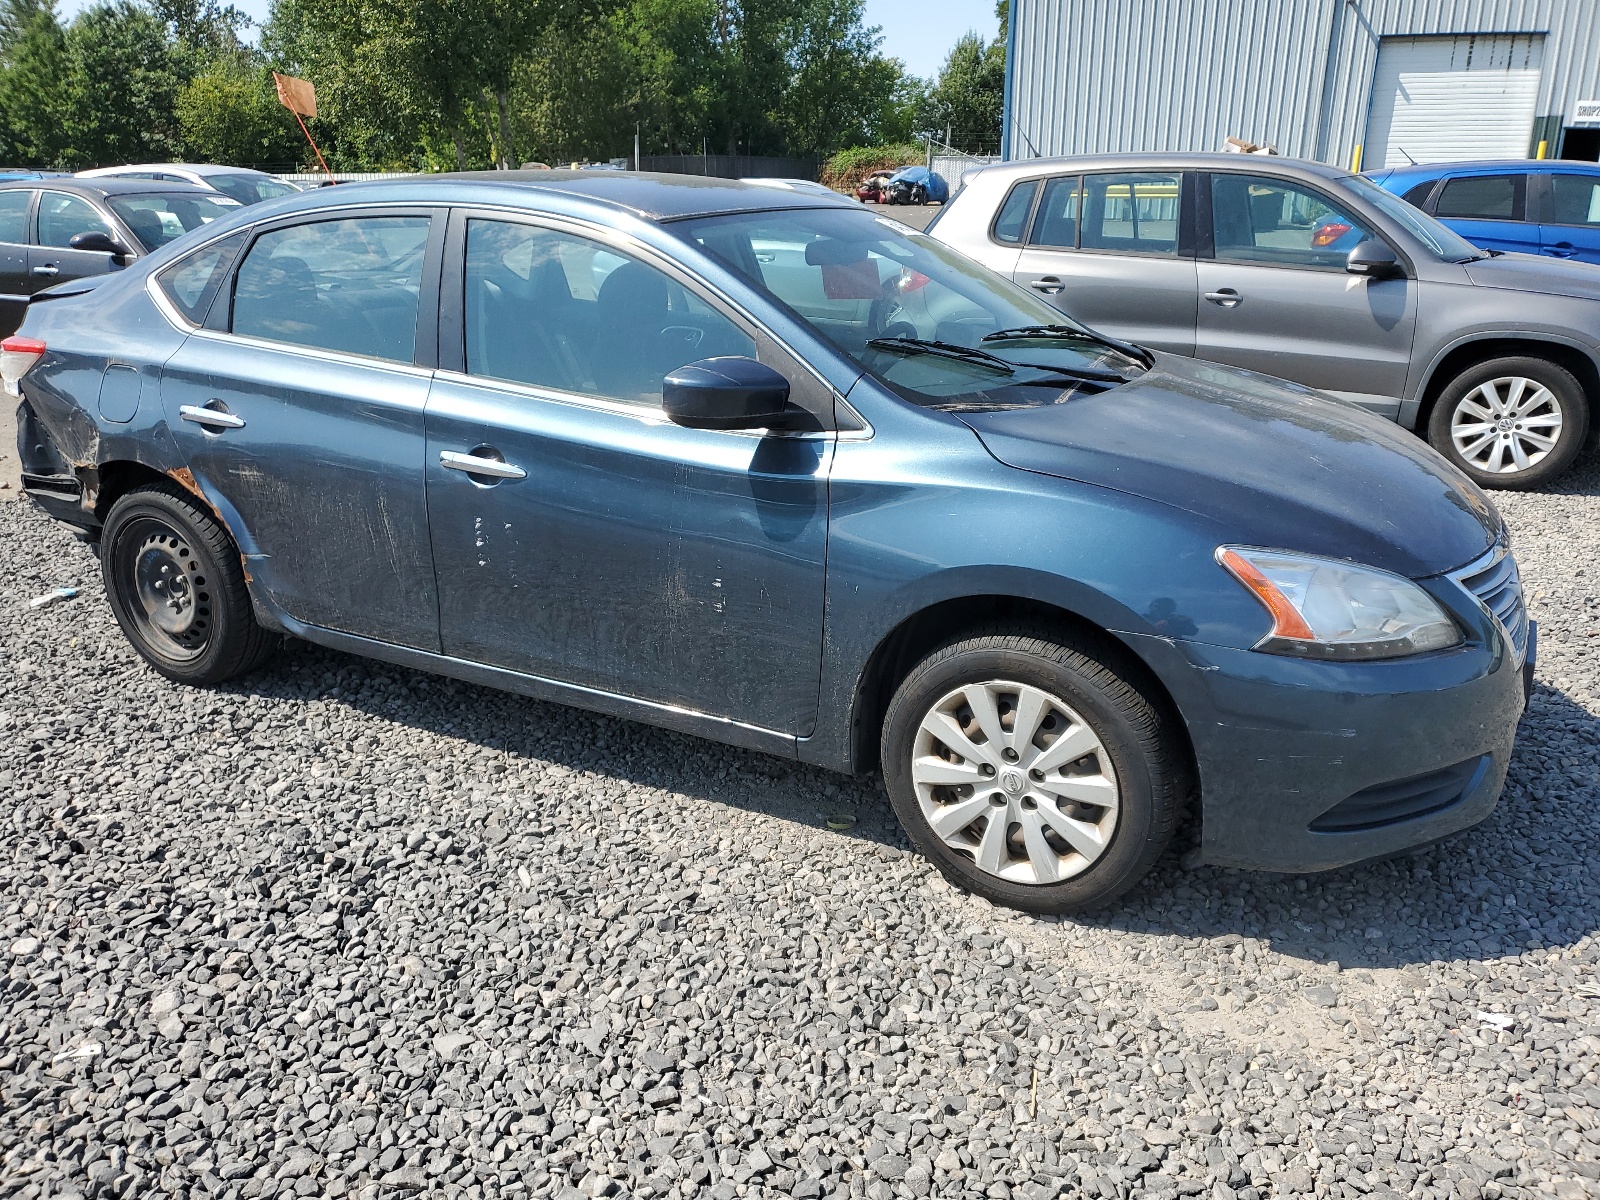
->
[1029,176,1081,247]
[991,180,1038,244]
[37,193,113,249]
[0,191,29,244]
[1402,179,1437,207]
[231,216,431,362]
[1434,175,1521,220]
[1550,175,1600,227]
[1080,173,1181,255]
[156,232,246,325]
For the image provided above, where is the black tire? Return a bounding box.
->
[881,626,1184,915]
[100,483,278,685]
[1427,356,1589,490]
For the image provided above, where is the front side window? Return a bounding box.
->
[675,206,1146,413]
[231,215,431,362]
[0,190,31,244]
[1211,174,1374,269]
[1434,174,1521,220]
[991,179,1038,244]
[463,219,755,406]
[1080,173,1180,255]
[108,192,241,251]
[156,232,246,325]
[1029,176,1081,247]
[37,193,112,249]
[1549,175,1600,227]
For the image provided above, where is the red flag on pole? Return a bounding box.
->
[272,71,334,182]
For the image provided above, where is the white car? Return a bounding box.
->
[76,164,301,207]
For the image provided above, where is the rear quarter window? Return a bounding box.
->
[156,232,247,325]
[991,180,1038,244]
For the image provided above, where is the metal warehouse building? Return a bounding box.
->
[1002,0,1600,169]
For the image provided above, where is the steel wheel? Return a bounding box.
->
[911,679,1119,885]
[113,518,213,661]
[1449,375,1563,476]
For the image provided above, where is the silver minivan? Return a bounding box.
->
[931,153,1600,489]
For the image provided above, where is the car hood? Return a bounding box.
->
[959,354,1501,579]
[1463,252,1600,301]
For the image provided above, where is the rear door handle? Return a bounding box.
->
[1545,243,1579,259]
[1028,275,1064,295]
[1204,288,1242,306]
[30,264,58,277]
[179,404,245,430]
[440,449,527,481]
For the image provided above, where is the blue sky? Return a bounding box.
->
[54,0,999,82]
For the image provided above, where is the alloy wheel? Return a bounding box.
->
[1449,376,1563,476]
[910,680,1119,885]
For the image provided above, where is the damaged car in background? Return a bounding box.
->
[8,172,1530,912]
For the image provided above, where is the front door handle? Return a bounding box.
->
[179,404,245,430]
[1204,287,1243,307]
[1028,275,1064,295]
[30,264,58,277]
[440,449,527,481]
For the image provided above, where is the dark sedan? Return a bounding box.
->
[0,178,240,336]
[5,173,1530,912]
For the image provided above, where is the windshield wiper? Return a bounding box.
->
[982,324,1153,368]
[865,336,1017,374]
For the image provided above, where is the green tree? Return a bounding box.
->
[58,2,184,167]
[919,0,1006,153]
[0,0,69,165]
[176,58,301,166]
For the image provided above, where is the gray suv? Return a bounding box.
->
[931,153,1600,489]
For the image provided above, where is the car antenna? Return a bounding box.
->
[1397,148,1417,165]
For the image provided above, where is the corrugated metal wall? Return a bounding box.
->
[1005,0,1600,165]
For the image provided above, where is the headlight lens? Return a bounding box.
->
[1217,546,1462,660]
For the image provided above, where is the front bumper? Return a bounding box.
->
[1125,623,1526,874]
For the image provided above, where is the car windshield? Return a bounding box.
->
[205,173,298,205]
[108,191,242,250]
[671,207,1146,412]
[1337,174,1484,262]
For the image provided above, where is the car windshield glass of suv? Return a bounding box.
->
[107,191,242,250]
[1336,174,1482,262]
[205,174,297,205]
[672,207,1146,412]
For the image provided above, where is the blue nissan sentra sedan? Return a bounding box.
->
[4,173,1530,913]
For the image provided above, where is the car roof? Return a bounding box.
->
[81,163,276,178]
[0,176,218,197]
[966,152,1357,183]
[1377,159,1600,181]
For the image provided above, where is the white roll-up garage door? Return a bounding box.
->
[1364,34,1544,169]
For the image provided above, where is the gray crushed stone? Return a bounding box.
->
[3,458,1600,1200]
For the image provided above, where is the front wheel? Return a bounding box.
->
[881,628,1185,914]
[1427,357,1589,489]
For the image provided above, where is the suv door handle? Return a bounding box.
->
[179,404,245,430]
[440,449,527,481]
[30,264,58,277]
[1028,275,1064,295]
[1204,288,1242,306]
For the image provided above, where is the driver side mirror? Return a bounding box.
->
[1346,239,1404,279]
[69,230,130,257]
[664,357,794,431]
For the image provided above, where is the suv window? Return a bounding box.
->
[991,179,1038,244]
[231,215,431,362]
[157,232,246,325]
[1549,175,1600,227]
[1029,176,1081,247]
[464,219,755,406]
[1210,174,1373,269]
[1434,174,1522,220]
[37,192,113,249]
[0,190,30,244]
[1079,173,1181,255]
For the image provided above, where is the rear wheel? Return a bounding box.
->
[1428,356,1588,489]
[882,628,1184,914]
[101,484,278,684]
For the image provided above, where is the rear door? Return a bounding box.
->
[0,189,34,337]
[28,191,126,293]
[1012,170,1198,354]
[1429,172,1538,255]
[1539,172,1600,264]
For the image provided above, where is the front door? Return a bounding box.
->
[1012,170,1198,354]
[0,189,33,337]
[29,191,124,294]
[1195,171,1416,417]
[160,209,443,650]
[425,213,832,734]
[1540,172,1600,264]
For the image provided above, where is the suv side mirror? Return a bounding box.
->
[1346,239,1403,279]
[664,357,794,430]
[69,230,129,256]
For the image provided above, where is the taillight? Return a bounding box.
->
[1311,222,1352,247]
[1,336,46,398]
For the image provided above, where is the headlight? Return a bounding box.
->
[1217,546,1462,661]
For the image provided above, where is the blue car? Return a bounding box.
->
[4,173,1529,912]
[1372,160,1600,264]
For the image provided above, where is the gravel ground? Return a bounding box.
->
[3,459,1600,1200]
